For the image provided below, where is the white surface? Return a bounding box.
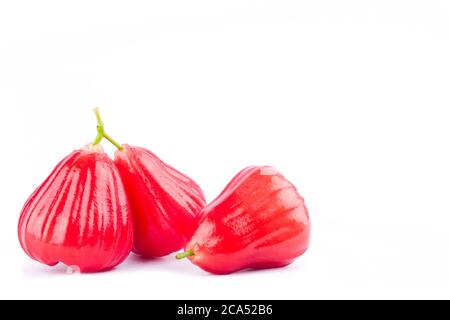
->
[0,1,449,300]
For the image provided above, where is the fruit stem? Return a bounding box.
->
[92,108,123,150]
[92,107,104,145]
[103,132,124,151]
[176,250,194,260]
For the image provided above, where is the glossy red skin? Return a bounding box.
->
[184,166,310,274]
[18,145,134,272]
[114,145,206,257]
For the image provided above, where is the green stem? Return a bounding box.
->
[176,250,194,260]
[94,107,103,127]
[103,132,124,150]
[92,108,104,145]
[92,108,123,150]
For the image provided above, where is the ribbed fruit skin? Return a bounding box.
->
[185,166,310,274]
[18,146,134,272]
[114,145,206,257]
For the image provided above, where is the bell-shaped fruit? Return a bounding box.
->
[114,145,206,257]
[18,144,134,272]
[176,166,310,274]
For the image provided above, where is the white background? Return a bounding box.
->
[0,1,449,300]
